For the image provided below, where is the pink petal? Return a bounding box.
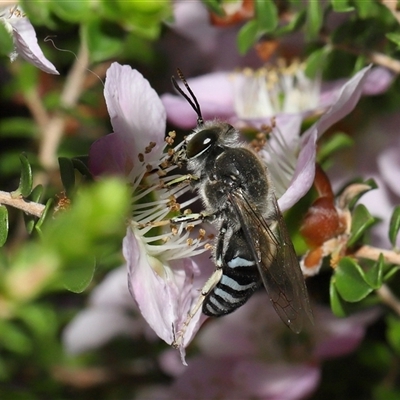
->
[278,65,373,209]
[63,308,138,354]
[361,67,394,95]
[236,361,320,400]
[169,357,249,399]
[104,63,166,164]
[278,130,317,211]
[8,16,59,74]
[305,65,372,141]
[161,72,235,128]
[89,133,127,176]
[378,145,400,197]
[124,227,206,349]
[313,307,380,359]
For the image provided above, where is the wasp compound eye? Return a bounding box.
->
[186,128,219,159]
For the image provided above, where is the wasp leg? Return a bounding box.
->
[165,173,199,187]
[172,222,227,348]
[170,210,215,225]
[172,267,223,348]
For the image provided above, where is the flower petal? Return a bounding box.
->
[7,15,59,74]
[124,227,206,349]
[278,65,373,209]
[378,145,400,197]
[63,308,138,354]
[304,65,372,141]
[104,63,166,164]
[236,361,320,400]
[89,133,126,176]
[278,130,317,211]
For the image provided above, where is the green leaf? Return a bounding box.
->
[364,255,384,289]
[306,0,323,40]
[62,256,96,293]
[24,185,44,234]
[384,265,400,282]
[34,198,53,235]
[330,276,347,317]
[255,0,278,32]
[0,23,14,58]
[82,20,124,63]
[348,204,376,247]
[72,157,92,180]
[386,33,400,48]
[386,315,400,355]
[12,153,33,198]
[331,0,354,12]
[201,0,225,16]
[237,20,259,55]
[0,205,9,247]
[20,0,55,28]
[0,320,32,354]
[305,47,329,78]
[334,257,373,302]
[49,0,92,23]
[318,132,354,163]
[58,157,76,197]
[353,0,379,18]
[0,117,37,138]
[389,205,400,247]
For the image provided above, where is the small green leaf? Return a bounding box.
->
[305,47,329,78]
[201,0,225,16]
[62,256,96,293]
[35,198,53,235]
[331,0,354,12]
[0,320,32,354]
[72,157,93,180]
[386,315,400,355]
[383,265,400,282]
[386,33,400,48]
[348,204,376,247]
[0,118,37,138]
[24,185,44,234]
[49,0,92,23]
[334,257,373,302]
[353,0,378,18]
[330,276,347,317]
[306,0,323,39]
[0,22,14,57]
[318,132,354,163]
[82,20,124,63]
[12,153,33,198]
[364,255,384,289]
[0,205,9,247]
[58,157,76,197]
[237,20,259,55]
[389,205,400,247]
[255,0,278,32]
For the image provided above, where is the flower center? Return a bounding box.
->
[232,61,321,119]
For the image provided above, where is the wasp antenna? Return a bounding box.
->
[171,68,204,126]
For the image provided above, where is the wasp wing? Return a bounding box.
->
[229,191,313,333]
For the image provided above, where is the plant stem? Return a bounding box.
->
[0,191,45,218]
[354,245,400,265]
[377,284,400,317]
[38,39,90,171]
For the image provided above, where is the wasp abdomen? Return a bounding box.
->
[203,229,261,317]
